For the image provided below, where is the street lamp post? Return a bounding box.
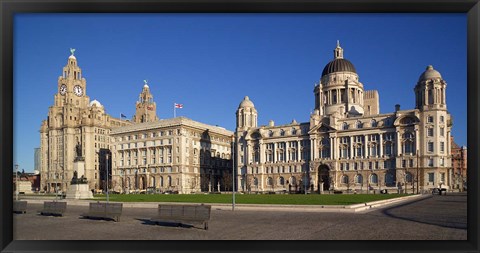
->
[15,164,19,201]
[460,147,464,192]
[106,153,110,203]
[232,135,235,211]
[416,150,419,194]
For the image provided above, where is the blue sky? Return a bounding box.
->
[14,13,467,172]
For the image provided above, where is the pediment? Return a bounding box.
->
[308,122,336,134]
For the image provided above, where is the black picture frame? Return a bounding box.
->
[1,0,478,252]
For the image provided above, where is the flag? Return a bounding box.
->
[174,103,183,109]
[121,113,127,118]
[147,106,154,111]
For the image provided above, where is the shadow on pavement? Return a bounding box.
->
[380,195,467,230]
[136,218,195,229]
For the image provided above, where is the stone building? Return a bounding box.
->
[110,117,234,194]
[40,50,234,194]
[235,42,453,194]
[40,50,131,193]
[451,136,467,190]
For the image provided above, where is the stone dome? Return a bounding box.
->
[239,96,255,108]
[418,65,442,82]
[321,58,357,77]
[89,99,102,107]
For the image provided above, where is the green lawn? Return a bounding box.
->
[92,193,410,205]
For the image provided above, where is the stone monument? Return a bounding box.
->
[66,142,93,199]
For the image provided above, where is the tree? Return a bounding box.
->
[200,171,211,192]
[222,172,233,192]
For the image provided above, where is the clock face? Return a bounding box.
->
[59,84,67,95]
[73,85,83,96]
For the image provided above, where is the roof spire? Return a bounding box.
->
[334,40,343,59]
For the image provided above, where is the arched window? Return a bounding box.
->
[279,177,285,185]
[280,129,285,136]
[405,172,413,183]
[355,174,363,184]
[167,176,172,187]
[403,140,415,154]
[342,175,349,184]
[371,119,377,127]
[269,130,274,137]
[159,176,164,187]
[291,128,297,135]
[370,174,378,184]
[343,122,349,130]
[253,177,258,186]
[356,121,363,129]
[267,177,273,186]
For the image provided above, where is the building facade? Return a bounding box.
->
[451,136,467,190]
[110,117,234,194]
[40,50,234,194]
[40,50,131,193]
[235,42,453,194]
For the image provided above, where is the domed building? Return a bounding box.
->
[235,42,453,194]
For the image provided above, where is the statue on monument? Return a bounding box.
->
[75,142,82,157]
[74,142,84,161]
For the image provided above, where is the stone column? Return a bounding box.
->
[297,140,301,161]
[396,131,401,156]
[260,141,265,164]
[379,133,383,157]
[349,136,353,159]
[330,137,334,159]
[310,138,315,160]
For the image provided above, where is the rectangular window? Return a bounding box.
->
[402,160,406,168]
[428,142,434,152]
[428,173,434,182]
[427,128,433,137]
[384,161,388,169]
[385,144,392,156]
[440,142,445,152]
[440,128,445,137]
[428,158,434,167]
[409,159,414,167]
[441,173,445,182]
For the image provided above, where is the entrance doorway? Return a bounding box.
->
[318,165,330,191]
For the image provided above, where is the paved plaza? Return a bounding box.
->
[13,193,467,240]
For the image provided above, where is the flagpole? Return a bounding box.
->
[174,103,176,118]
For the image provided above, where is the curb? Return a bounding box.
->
[17,194,428,213]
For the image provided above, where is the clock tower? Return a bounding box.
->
[40,49,131,193]
[133,80,158,123]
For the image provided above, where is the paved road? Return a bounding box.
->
[13,193,467,240]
